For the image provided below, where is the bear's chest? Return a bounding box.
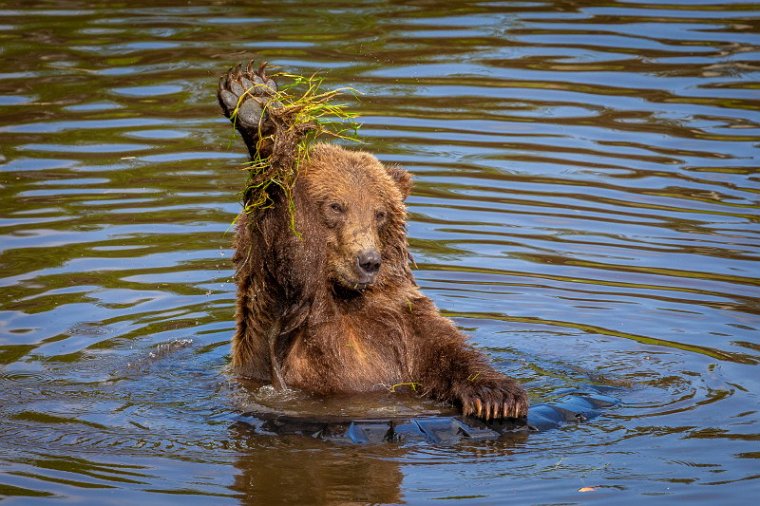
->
[281,313,411,393]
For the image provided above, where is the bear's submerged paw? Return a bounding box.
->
[457,377,529,421]
[217,60,278,131]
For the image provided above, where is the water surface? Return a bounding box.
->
[1,1,759,504]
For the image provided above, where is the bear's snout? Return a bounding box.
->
[356,249,382,282]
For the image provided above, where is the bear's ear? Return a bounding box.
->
[386,165,413,201]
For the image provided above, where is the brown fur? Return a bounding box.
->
[219,62,528,420]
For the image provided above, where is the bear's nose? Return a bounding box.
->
[357,249,382,275]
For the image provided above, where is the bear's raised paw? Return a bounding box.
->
[217,60,278,131]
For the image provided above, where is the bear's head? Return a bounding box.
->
[293,144,413,296]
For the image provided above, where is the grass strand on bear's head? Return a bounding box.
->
[232,71,362,237]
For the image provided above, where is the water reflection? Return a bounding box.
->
[230,428,407,505]
[229,411,531,505]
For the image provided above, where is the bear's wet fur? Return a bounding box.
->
[219,62,528,420]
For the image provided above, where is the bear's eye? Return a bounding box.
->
[329,202,344,213]
[375,210,387,222]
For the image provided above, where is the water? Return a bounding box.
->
[1,1,758,503]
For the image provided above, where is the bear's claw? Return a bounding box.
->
[459,378,528,421]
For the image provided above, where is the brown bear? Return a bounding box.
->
[217,61,528,421]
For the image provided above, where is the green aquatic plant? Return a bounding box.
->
[228,68,362,237]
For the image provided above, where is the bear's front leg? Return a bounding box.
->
[410,296,528,421]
